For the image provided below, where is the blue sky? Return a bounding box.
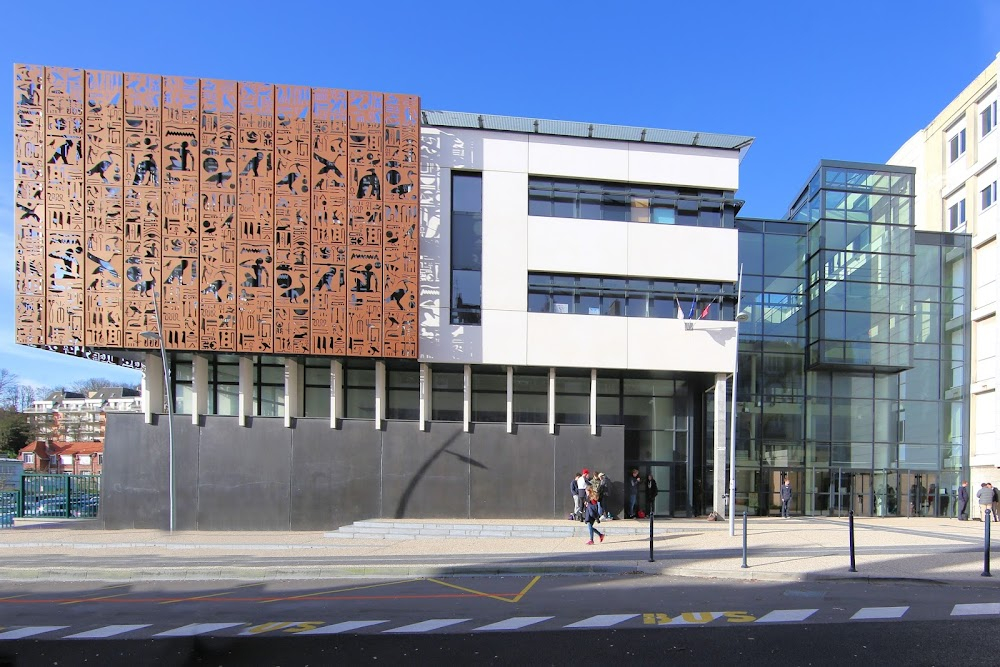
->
[2,0,998,391]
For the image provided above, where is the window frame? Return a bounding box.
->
[948,128,967,163]
[982,181,998,211]
[982,99,997,138]
[947,198,967,231]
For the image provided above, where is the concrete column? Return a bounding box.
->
[590,368,598,436]
[419,363,431,431]
[284,358,301,428]
[714,372,729,517]
[548,368,556,435]
[463,364,471,432]
[506,366,514,434]
[142,352,163,425]
[192,354,208,425]
[238,356,253,427]
[375,360,386,430]
[330,359,343,429]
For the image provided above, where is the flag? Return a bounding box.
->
[687,298,697,320]
[675,297,685,320]
[700,297,716,320]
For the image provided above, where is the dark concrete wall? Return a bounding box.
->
[102,414,624,530]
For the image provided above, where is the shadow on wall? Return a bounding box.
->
[394,430,487,518]
[418,128,484,362]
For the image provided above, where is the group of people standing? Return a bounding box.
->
[625,468,658,519]
[958,480,1000,521]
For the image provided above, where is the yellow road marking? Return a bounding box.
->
[160,582,265,605]
[60,592,132,606]
[0,594,29,602]
[259,579,418,603]
[425,576,541,604]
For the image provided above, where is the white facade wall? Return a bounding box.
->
[419,127,740,373]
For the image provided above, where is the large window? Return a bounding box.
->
[471,366,506,422]
[210,355,239,416]
[451,172,482,325]
[512,368,547,424]
[528,177,737,228]
[431,366,464,421]
[303,358,330,418]
[528,273,734,320]
[948,199,966,231]
[982,181,997,211]
[386,362,419,420]
[982,99,997,137]
[555,371,590,425]
[344,359,375,419]
[948,128,966,163]
[171,353,194,415]
[254,357,285,417]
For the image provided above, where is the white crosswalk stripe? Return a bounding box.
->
[154,623,244,637]
[0,626,67,640]
[951,603,1000,616]
[755,609,818,623]
[64,624,152,639]
[474,617,554,631]
[383,619,470,633]
[564,614,639,629]
[851,607,908,620]
[297,621,389,635]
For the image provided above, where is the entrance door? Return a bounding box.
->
[765,468,804,517]
[873,470,898,517]
[900,471,939,517]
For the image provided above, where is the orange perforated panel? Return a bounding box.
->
[14,65,419,359]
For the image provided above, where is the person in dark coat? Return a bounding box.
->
[627,468,641,519]
[780,479,792,518]
[583,489,605,545]
[957,480,969,521]
[645,473,659,517]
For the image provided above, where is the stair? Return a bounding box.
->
[325,518,674,540]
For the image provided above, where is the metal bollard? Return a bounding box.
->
[648,505,655,563]
[984,509,992,578]
[741,511,748,568]
[848,510,857,573]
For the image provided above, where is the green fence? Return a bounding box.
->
[0,491,15,527]
[16,474,101,519]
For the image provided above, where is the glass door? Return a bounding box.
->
[765,468,804,517]
[873,469,898,517]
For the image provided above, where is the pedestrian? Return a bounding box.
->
[780,479,792,518]
[976,482,992,521]
[957,480,969,521]
[571,474,583,520]
[645,472,659,517]
[991,483,999,522]
[583,488,604,545]
[627,468,641,518]
[596,472,610,519]
[577,469,591,522]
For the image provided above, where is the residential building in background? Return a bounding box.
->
[18,441,104,475]
[889,53,999,490]
[24,388,142,443]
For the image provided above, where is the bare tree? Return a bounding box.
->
[0,369,19,409]
[69,378,119,394]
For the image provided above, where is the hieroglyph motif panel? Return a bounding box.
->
[14,65,419,360]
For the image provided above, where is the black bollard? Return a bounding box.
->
[648,504,655,563]
[984,509,992,578]
[741,511,748,568]
[848,510,857,573]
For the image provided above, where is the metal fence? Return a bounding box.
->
[14,474,101,520]
[0,491,15,527]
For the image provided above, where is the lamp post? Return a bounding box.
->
[729,266,748,538]
[140,289,174,533]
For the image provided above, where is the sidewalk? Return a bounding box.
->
[0,516,996,585]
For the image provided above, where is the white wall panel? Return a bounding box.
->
[524,314,628,369]
[528,136,629,181]
[627,319,738,373]
[628,225,739,282]
[481,310,528,365]
[527,217,629,275]
[482,171,528,311]
[628,144,740,190]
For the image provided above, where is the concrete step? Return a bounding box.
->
[325,519,674,540]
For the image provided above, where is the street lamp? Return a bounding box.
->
[729,266,748,538]
[140,289,174,533]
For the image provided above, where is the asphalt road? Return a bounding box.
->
[2,575,999,665]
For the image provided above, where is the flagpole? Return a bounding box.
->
[729,264,746,537]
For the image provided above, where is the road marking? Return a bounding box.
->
[952,603,1000,616]
[564,614,639,629]
[755,609,818,623]
[154,623,244,637]
[0,626,67,640]
[474,616,553,631]
[426,577,532,604]
[160,582,265,605]
[512,576,541,603]
[666,612,726,625]
[297,621,389,635]
[64,624,151,639]
[260,579,417,603]
[383,619,470,633]
[60,592,134,606]
[851,606,908,620]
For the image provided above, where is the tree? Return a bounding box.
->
[69,378,119,394]
[0,409,30,459]
[0,369,19,410]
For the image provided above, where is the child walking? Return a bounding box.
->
[584,489,605,545]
